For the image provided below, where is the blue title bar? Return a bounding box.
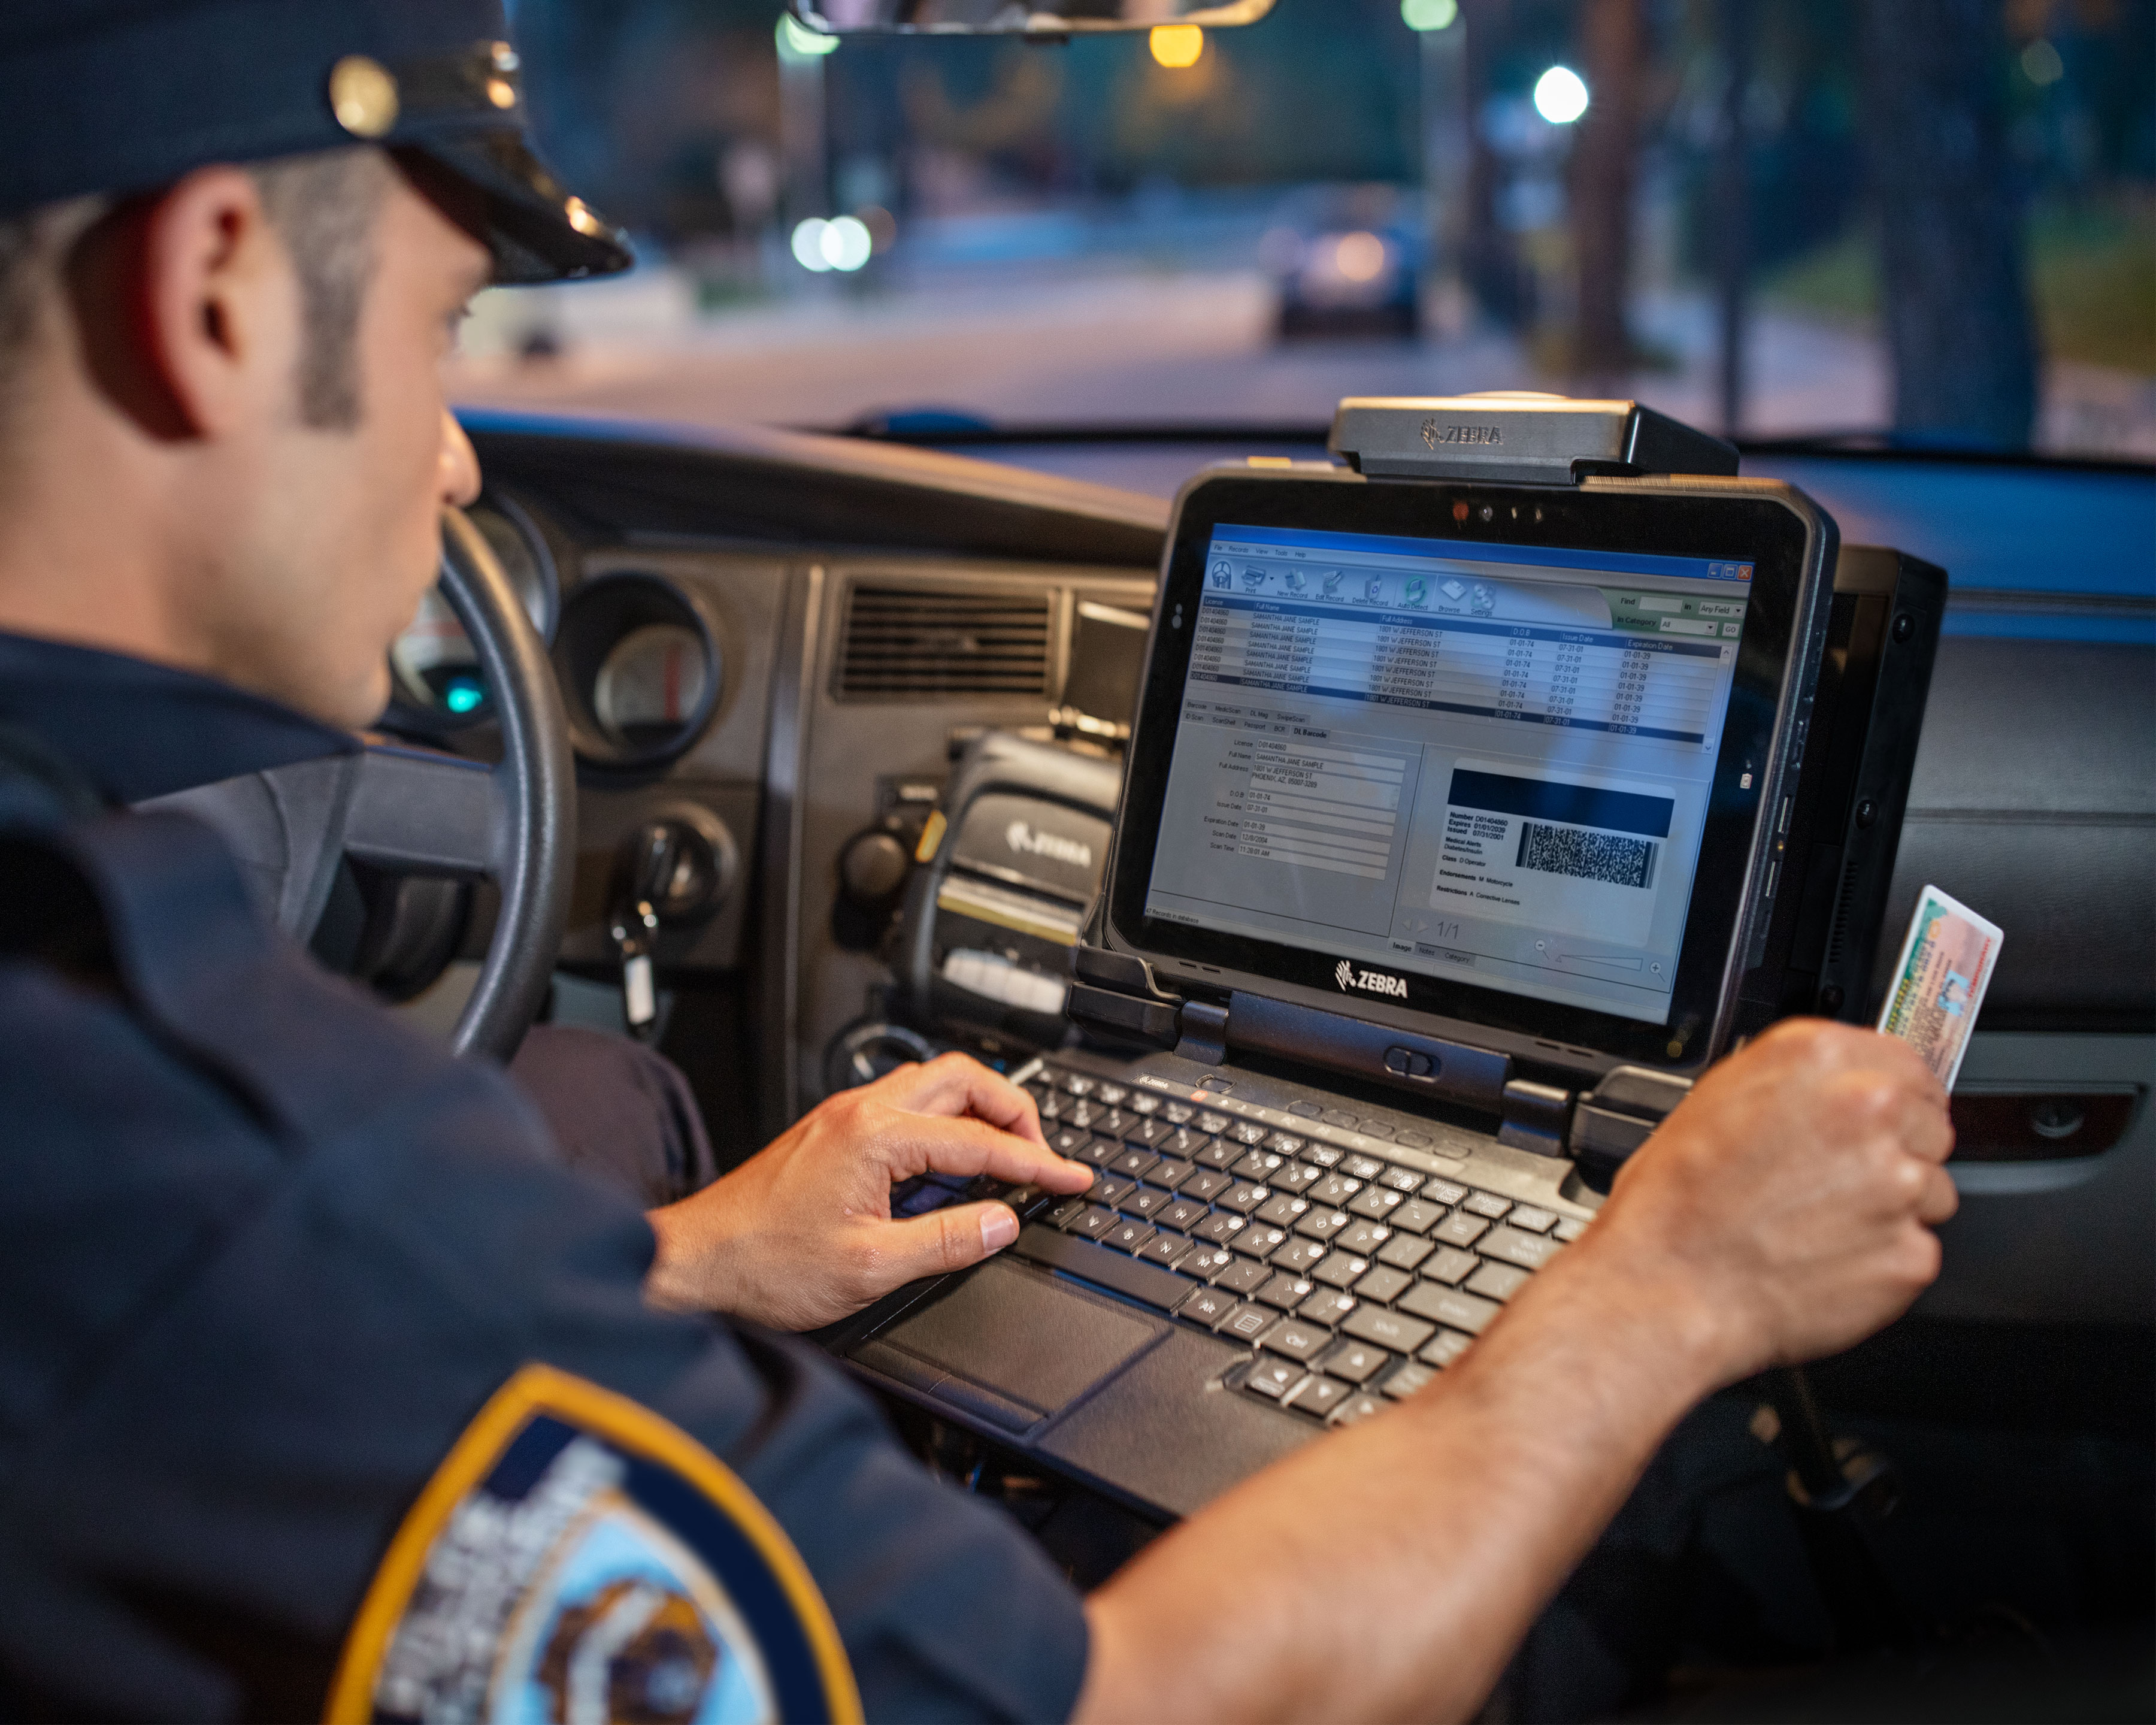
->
[1210,523,1753,585]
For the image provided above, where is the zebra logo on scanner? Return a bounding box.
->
[1336,959,1409,998]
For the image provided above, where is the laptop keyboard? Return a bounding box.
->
[889,1060,1591,1433]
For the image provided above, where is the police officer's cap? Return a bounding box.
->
[0,0,632,285]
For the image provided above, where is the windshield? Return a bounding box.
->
[462,0,2155,461]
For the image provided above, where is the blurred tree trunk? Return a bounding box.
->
[1572,0,1643,376]
[1861,0,2037,446]
[1460,0,1531,329]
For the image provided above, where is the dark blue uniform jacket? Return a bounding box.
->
[0,631,1089,1722]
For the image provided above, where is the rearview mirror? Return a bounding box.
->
[789,0,1276,35]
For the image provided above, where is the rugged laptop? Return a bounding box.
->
[823,398,1932,1520]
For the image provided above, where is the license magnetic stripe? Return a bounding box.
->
[323,1361,862,1725]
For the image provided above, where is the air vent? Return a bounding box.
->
[837,584,1052,700]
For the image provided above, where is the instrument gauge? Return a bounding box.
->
[553,571,725,770]
[593,624,714,750]
[386,496,557,727]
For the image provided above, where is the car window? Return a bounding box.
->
[464,0,2155,459]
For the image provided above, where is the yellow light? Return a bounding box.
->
[1335,231,1386,283]
[1149,24,1205,69]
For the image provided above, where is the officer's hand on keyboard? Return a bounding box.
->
[642,1052,1094,1330]
[1580,1018,1956,1384]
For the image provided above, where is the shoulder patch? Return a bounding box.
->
[326,1364,862,1725]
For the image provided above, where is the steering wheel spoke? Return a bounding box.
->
[343,742,510,880]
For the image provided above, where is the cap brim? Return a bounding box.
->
[408,129,632,285]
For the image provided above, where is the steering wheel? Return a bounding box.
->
[141,507,577,1061]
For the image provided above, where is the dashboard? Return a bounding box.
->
[416,410,2151,1328]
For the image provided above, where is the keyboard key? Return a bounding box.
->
[1065,1101,1097,1130]
[1104,1219,1155,1255]
[1421,1178,1468,1206]
[1218,1183,1270,1216]
[1379,1166,1424,1193]
[1129,1093,1160,1116]
[1356,1122,1396,1143]
[1320,1339,1393,1385]
[1465,1261,1531,1303]
[1341,1305,1436,1354]
[1334,1219,1391,1256]
[1419,1246,1481,1285]
[1433,1212,1489,1249]
[1072,1205,1120,1240]
[1508,1206,1558,1235]
[1194,1212,1246,1246]
[1181,1276,1233,1320]
[1161,1101,1191,1124]
[1096,1083,1128,1107]
[1386,1199,1443,1236]
[1464,1191,1513,1220]
[1296,1288,1358,1327]
[1191,1139,1240,1172]
[1288,1100,1323,1119]
[1109,1147,1159,1181]
[1398,1285,1500,1334]
[1089,1172,1136,1206]
[1273,1162,1324,1195]
[1293,1209,1352,1243]
[1256,1272,1315,1309]
[1173,1285,1241,1328]
[1348,1187,1404,1221]
[1137,1233,1188,1269]
[1232,1225,1291,1261]
[1049,1126,1091,1158]
[1118,1187,1169,1221]
[1256,1193,1309,1228]
[1062,1075,1095,1097]
[1395,1130,1434,1150]
[1231,1121,1271,1146]
[1158,1197,1209,1233]
[1036,1092,1064,1122]
[1130,1118,1173,1148]
[1162,1128,1210,1160]
[1220,1302,1277,1343]
[1181,1169,1233,1202]
[1288,1375,1352,1418]
[1321,1108,1357,1130]
[1312,1251,1369,1289]
[1555,1216,1590,1243]
[1145,1157,1196,1191]
[1343,1154,1386,1180]
[1232,1151,1283,1182]
[1173,1243,1236,1279]
[1259,1318,1330,1363]
[1009,1225,1194,1312]
[1310,1173,1363,1208]
[1420,1328,1475,1368]
[1209,1257,1265,1299]
[1301,1142,1344,1168]
[1352,1264,1414,1305]
[1329,1392,1387,1427]
[1380,1360,1438,1399]
[1046,1196,1089,1230]
[1094,1109,1132,1139]
[1265,1131,1306,1158]
[1480,1226,1563,1272]
[1376,1234,1436,1272]
[1195,1110,1230,1134]
[1244,1356,1306,1400]
[1273,1237,1327,1275]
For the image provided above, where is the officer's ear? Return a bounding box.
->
[100,165,298,444]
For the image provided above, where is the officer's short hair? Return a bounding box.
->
[0,146,389,440]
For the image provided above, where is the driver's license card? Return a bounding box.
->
[1876,884,2004,1090]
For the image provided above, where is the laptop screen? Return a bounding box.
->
[1141,523,1757,1027]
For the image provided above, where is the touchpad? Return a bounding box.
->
[870,1258,1161,1417]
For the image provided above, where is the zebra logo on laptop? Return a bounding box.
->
[1336,960,1409,998]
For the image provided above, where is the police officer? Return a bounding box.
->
[0,4,1960,1720]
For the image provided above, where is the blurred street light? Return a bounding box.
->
[1149,25,1204,68]
[777,14,838,61]
[1401,0,1458,30]
[791,214,874,272]
[1533,65,1590,124]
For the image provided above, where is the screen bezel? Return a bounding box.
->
[1104,470,1827,1070]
